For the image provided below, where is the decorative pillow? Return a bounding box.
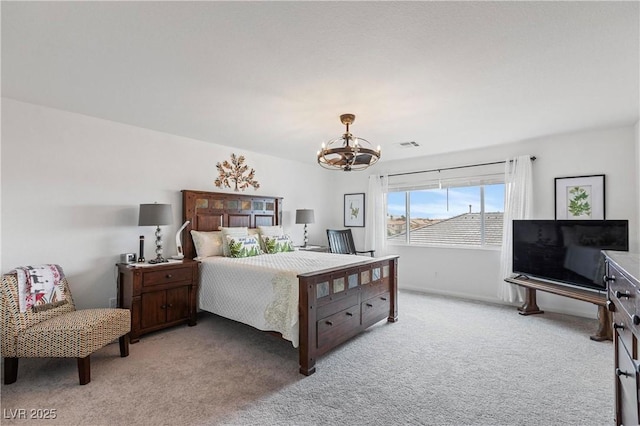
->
[262,235,295,254]
[190,230,224,259]
[220,227,249,256]
[257,225,285,251]
[226,235,263,258]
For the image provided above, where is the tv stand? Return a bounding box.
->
[504,276,611,341]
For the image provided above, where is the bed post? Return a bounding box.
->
[389,256,399,322]
[298,277,317,375]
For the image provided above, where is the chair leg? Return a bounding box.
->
[119,334,129,357]
[4,357,18,385]
[77,355,90,385]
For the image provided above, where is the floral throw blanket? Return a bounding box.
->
[13,264,66,313]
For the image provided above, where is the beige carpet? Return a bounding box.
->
[1,291,612,425]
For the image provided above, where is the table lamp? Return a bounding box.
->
[139,203,173,264]
[295,209,315,248]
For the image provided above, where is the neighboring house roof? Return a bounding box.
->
[389,212,504,246]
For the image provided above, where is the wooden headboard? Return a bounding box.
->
[181,190,283,260]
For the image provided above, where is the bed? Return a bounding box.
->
[182,189,399,375]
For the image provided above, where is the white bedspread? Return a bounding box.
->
[198,250,368,347]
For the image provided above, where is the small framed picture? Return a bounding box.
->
[555,175,605,220]
[344,193,365,227]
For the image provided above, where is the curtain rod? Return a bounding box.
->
[384,156,537,178]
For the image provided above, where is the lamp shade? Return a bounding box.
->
[138,203,173,226]
[295,209,315,224]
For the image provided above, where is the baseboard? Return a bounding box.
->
[398,285,597,320]
[399,285,513,306]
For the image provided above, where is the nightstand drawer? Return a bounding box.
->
[143,267,192,287]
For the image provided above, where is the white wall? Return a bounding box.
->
[3,99,637,319]
[334,125,639,318]
[636,120,640,245]
[1,99,337,308]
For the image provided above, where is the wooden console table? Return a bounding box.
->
[505,276,611,341]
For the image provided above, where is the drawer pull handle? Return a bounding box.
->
[325,321,333,326]
[607,300,616,313]
[346,312,353,317]
[633,315,640,326]
[166,274,173,279]
[613,323,625,330]
[604,274,616,283]
[168,303,173,308]
[366,303,373,307]
[616,368,632,378]
[615,290,631,299]
[380,297,387,301]
[160,304,167,309]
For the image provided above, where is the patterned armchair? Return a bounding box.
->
[1,270,131,385]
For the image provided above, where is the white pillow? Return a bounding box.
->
[258,225,284,237]
[190,230,223,259]
[220,227,249,256]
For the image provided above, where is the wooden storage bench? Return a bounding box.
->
[504,276,610,341]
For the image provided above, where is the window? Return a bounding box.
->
[387,183,505,247]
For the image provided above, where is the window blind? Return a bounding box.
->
[388,163,505,192]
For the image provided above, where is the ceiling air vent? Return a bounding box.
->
[396,141,420,148]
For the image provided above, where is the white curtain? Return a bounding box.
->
[365,174,388,256]
[498,155,534,302]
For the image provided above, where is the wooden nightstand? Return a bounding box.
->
[117,260,199,343]
[296,245,329,253]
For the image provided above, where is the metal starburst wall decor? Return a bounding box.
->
[214,153,260,192]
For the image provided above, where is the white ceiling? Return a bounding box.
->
[2,1,639,166]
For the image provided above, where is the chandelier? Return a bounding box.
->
[317,114,381,171]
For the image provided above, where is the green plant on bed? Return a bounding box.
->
[228,239,244,257]
[263,236,294,254]
[264,237,277,254]
[246,245,261,256]
[229,238,261,258]
[281,240,294,252]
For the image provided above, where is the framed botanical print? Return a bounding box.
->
[554,175,605,220]
[344,193,365,227]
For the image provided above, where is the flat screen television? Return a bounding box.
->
[512,220,629,291]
